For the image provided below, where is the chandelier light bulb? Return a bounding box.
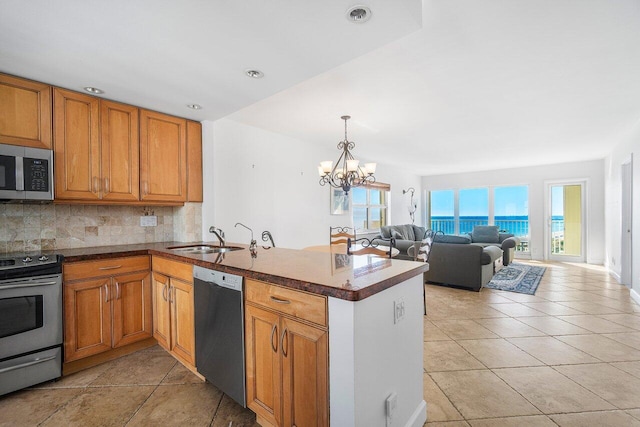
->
[347,159,359,172]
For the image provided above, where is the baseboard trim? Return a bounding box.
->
[405,399,427,427]
[632,288,640,306]
[610,270,622,283]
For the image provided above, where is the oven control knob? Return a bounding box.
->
[22,256,33,263]
[38,255,49,262]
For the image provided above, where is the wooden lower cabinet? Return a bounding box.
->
[151,257,195,368]
[281,317,328,427]
[245,279,328,427]
[63,257,152,363]
[245,305,282,426]
[64,278,112,361]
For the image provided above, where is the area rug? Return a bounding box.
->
[485,263,546,295]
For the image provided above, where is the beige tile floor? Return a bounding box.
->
[424,260,640,426]
[1,261,639,426]
[0,346,258,427]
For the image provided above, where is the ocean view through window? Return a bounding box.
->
[430,186,530,252]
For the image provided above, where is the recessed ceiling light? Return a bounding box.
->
[245,69,264,79]
[346,5,372,23]
[84,86,104,94]
[187,104,202,110]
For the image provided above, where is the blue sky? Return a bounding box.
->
[431,186,529,217]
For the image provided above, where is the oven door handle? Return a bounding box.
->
[0,355,57,374]
[0,280,58,290]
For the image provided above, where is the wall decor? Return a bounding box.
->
[330,188,350,215]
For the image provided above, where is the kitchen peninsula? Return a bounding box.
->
[59,242,429,427]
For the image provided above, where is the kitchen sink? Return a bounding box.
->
[167,245,244,254]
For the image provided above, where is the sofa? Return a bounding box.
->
[466,225,520,266]
[424,240,503,291]
[372,224,427,261]
[373,224,517,291]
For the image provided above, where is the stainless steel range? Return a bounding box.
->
[0,253,63,396]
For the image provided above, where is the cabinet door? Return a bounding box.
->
[245,304,282,427]
[170,278,195,366]
[53,88,101,200]
[63,278,112,362]
[186,120,203,202]
[0,73,52,149]
[139,109,187,202]
[100,100,139,201]
[281,317,328,427]
[152,272,171,351]
[112,271,152,348]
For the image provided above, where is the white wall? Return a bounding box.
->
[422,160,605,263]
[604,120,640,301]
[329,276,426,427]
[201,119,422,249]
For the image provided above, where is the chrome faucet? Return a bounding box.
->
[261,231,275,248]
[208,226,225,246]
[235,222,257,254]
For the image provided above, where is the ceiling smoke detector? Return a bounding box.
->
[84,86,104,94]
[187,104,202,110]
[245,69,264,79]
[346,5,371,23]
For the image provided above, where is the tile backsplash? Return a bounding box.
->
[0,203,203,254]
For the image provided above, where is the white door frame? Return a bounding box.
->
[621,156,633,286]
[544,179,588,262]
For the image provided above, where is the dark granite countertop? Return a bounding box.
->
[55,242,429,301]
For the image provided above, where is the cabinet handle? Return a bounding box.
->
[93,176,100,193]
[162,283,168,301]
[104,284,109,302]
[142,181,148,196]
[98,265,122,270]
[270,324,278,353]
[169,286,174,304]
[103,177,109,195]
[281,328,288,357]
[270,296,291,305]
[116,282,121,300]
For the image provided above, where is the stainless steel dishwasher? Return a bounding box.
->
[193,266,246,407]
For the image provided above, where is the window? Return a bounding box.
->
[430,190,454,234]
[352,184,389,232]
[428,185,530,253]
[459,188,488,234]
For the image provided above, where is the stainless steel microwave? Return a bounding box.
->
[0,143,53,201]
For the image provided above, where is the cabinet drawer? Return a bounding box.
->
[64,256,150,281]
[152,256,193,283]
[245,279,327,327]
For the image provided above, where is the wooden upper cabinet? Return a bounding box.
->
[0,73,52,149]
[100,100,139,201]
[54,90,141,202]
[140,110,187,202]
[53,88,101,200]
[186,120,203,202]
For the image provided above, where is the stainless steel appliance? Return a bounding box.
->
[194,266,246,407]
[0,253,63,395]
[0,143,54,201]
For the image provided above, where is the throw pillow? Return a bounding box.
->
[471,226,500,243]
[380,226,392,239]
[400,224,415,241]
[391,230,403,240]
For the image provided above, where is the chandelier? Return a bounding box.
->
[318,115,376,194]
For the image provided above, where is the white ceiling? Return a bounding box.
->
[1,0,639,176]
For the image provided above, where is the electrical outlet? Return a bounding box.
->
[140,215,157,227]
[394,299,405,324]
[386,392,398,427]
